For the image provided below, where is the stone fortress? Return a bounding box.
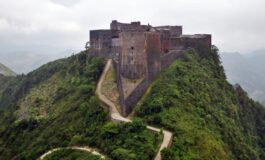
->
[89,20,212,116]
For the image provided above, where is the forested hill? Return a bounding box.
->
[0,47,264,160]
[0,51,162,160]
[135,47,265,160]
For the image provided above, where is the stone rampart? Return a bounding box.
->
[119,31,147,79]
[89,20,212,116]
[113,60,127,116]
[124,78,149,116]
[161,50,185,69]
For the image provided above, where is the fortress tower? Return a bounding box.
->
[119,31,148,79]
[89,20,212,116]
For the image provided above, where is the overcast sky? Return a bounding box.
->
[1,0,265,73]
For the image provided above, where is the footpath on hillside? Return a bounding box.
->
[96,59,173,160]
[39,147,105,160]
[39,59,173,160]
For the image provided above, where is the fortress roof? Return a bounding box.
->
[180,34,211,38]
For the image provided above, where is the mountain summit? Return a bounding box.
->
[0,21,264,160]
[0,48,264,160]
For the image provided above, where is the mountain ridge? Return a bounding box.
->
[136,49,265,159]
[221,51,265,104]
[0,63,16,76]
[0,51,162,160]
[0,48,264,159]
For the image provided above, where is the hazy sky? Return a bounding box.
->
[0,0,265,73]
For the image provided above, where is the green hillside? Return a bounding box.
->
[0,47,264,160]
[0,63,16,76]
[0,51,161,160]
[135,47,265,160]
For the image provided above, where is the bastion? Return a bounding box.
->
[89,20,212,116]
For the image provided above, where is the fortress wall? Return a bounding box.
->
[90,20,213,116]
[158,30,171,54]
[155,26,183,37]
[111,38,121,60]
[124,78,149,116]
[119,31,147,79]
[169,26,183,37]
[114,58,149,117]
[111,20,150,31]
[171,34,212,50]
[181,35,212,49]
[123,33,162,116]
[161,50,185,69]
[171,37,184,49]
[90,30,113,56]
[200,35,212,48]
[113,60,127,116]
[146,32,162,81]
[90,30,112,50]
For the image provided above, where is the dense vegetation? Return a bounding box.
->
[136,46,265,160]
[42,149,103,160]
[1,46,264,160]
[0,51,161,160]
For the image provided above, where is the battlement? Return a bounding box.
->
[154,25,183,37]
[90,20,211,56]
[89,20,212,116]
[171,34,212,50]
[110,20,151,31]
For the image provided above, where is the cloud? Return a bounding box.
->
[0,0,83,33]
[1,0,265,52]
[0,18,9,31]
[0,0,265,73]
[51,0,83,7]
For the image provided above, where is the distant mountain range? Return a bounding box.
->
[221,50,265,105]
[0,63,16,76]
[0,50,77,74]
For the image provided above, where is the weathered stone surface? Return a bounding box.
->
[145,32,162,81]
[110,20,151,31]
[119,31,147,79]
[89,20,212,116]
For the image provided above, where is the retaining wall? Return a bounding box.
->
[113,60,127,116]
[161,50,185,69]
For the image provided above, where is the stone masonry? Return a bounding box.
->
[89,20,212,116]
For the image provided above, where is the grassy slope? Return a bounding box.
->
[136,47,265,160]
[0,51,161,160]
[0,63,16,76]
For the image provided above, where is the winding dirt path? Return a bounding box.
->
[39,146,105,160]
[39,59,172,160]
[96,59,173,160]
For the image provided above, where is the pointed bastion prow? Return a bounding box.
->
[89,20,212,116]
